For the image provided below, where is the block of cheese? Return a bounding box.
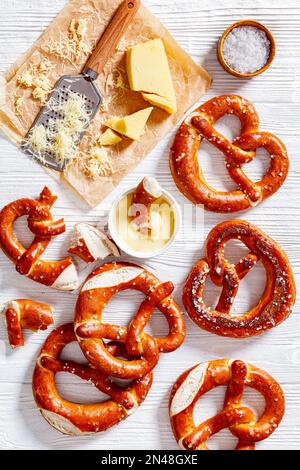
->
[99,129,122,146]
[126,39,177,114]
[105,108,153,141]
[141,93,176,115]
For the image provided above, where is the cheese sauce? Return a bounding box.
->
[114,192,175,254]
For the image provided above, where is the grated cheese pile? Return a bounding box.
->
[222,26,271,74]
[14,95,25,117]
[82,145,113,179]
[51,131,73,163]
[25,125,48,158]
[17,71,33,88]
[47,91,91,137]
[24,90,91,165]
[47,18,93,63]
[16,59,54,104]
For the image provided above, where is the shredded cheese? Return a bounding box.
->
[16,59,54,104]
[38,58,53,73]
[14,95,25,117]
[60,95,91,134]
[24,90,91,165]
[100,95,113,112]
[24,125,48,159]
[82,146,113,179]
[17,71,33,88]
[32,76,52,103]
[47,18,93,63]
[50,131,73,163]
[46,90,91,137]
[33,76,52,91]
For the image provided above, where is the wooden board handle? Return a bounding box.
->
[84,0,140,76]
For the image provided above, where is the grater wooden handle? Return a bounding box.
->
[84,0,140,77]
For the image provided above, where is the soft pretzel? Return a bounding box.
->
[0,187,78,290]
[129,177,162,232]
[133,177,162,208]
[68,223,120,263]
[170,359,285,450]
[33,324,152,435]
[170,95,289,213]
[2,299,53,348]
[183,220,296,338]
[75,262,185,379]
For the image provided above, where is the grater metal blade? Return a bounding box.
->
[23,75,103,172]
[22,1,140,173]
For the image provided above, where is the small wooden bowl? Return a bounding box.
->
[218,20,276,78]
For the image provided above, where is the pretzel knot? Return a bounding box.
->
[0,187,78,291]
[74,262,186,379]
[169,359,285,450]
[183,220,296,338]
[33,324,153,435]
[170,95,289,213]
[2,299,53,348]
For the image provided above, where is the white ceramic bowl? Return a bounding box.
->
[108,186,182,259]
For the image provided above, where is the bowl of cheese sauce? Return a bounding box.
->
[109,183,181,259]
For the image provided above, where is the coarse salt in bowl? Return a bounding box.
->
[218,20,276,78]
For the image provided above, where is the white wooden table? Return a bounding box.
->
[0,0,299,450]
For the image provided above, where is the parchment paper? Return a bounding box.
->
[0,0,211,207]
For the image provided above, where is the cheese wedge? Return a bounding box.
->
[105,108,153,141]
[141,93,176,115]
[126,39,177,114]
[99,129,122,146]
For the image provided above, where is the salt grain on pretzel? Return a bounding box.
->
[170,95,289,213]
[33,323,152,435]
[2,299,53,348]
[75,262,185,379]
[169,359,285,450]
[183,220,296,338]
[0,187,78,290]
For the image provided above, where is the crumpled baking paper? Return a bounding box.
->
[0,0,211,207]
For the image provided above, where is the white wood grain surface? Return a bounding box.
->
[0,0,299,450]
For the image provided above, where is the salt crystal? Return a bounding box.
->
[222,26,271,74]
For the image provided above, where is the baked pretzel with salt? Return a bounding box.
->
[2,299,53,348]
[75,262,185,379]
[68,223,120,263]
[170,95,289,213]
[33,323,152,435]
[0,187,78,290]
[170,359,285,450]
[129,177,162,232]
[183,220,296,338]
